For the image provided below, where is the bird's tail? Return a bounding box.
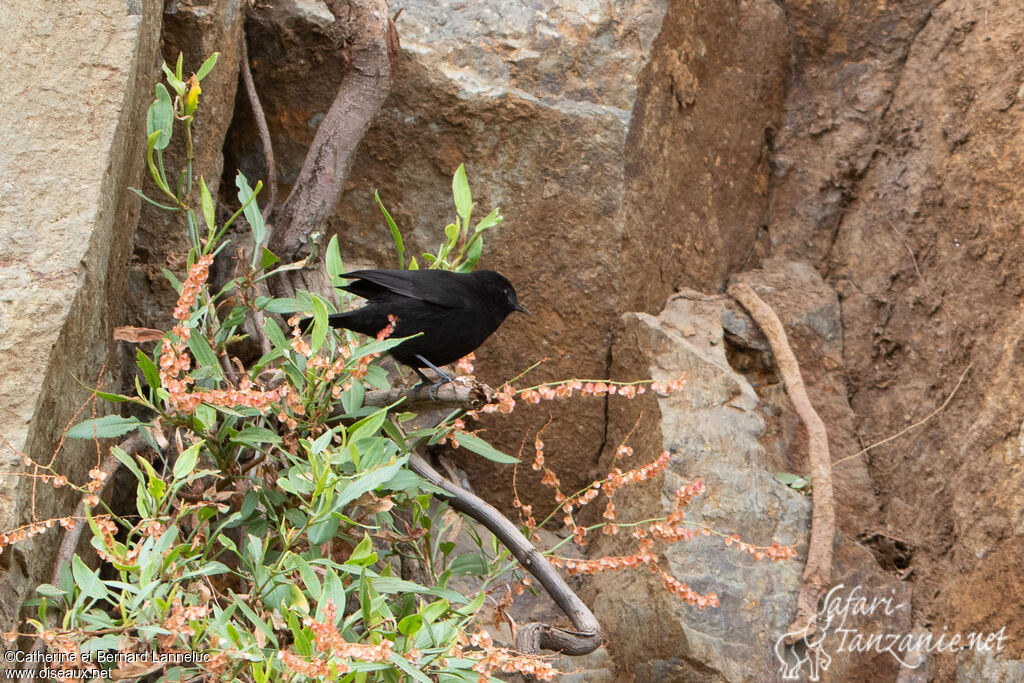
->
[295,312,359,335]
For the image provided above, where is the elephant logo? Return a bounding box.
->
[775,615,834,681]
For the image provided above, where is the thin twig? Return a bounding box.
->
[728,281,835,643]
[833,363,971,468]
[885,216,926,290]
[24,434,149,674]
[240,36,276,222]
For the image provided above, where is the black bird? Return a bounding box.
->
[306,269,529,393]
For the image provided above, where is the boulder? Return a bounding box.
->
[585,287,908,681]
[0,0,161,637]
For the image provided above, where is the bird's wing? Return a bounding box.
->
[342,270,465,309]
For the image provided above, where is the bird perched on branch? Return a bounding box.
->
[305,269,529,394]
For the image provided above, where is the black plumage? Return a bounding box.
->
[312,269,528,387]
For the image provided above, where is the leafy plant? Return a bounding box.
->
[375,163,503,272]
[11,54,534,682]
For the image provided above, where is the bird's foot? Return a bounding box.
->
[414,356,455,400]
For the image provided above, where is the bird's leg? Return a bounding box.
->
[414,355,455,400]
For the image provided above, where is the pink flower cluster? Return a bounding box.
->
[659,571,719,609]
[447,629,559,681]
[158,255,288,416]
[277,600,395,678]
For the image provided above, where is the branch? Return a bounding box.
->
[267,0,398,298]
[408,452,604,655]
[240,36,277,223]
[363,377,494,410]
[727,281,835,642]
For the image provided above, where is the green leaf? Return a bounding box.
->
[398,614,423,636]
[474,206,502,232]
[308,517,340,546]
[36,583,67,599]
[284,583,310,613]
[162,61,186,97]
[173,442,201,480]
[375,190,404,269]
[175,52,184,82]
[341,380,365,414]
[161,267,183,294]
[136,349,161,390]
[66,415,142,440]
[458,236,483,272]
[421,598,449,624]
[444,222,459,249]
[146,131,168,194]
[72,556,107,600]
[260,247,280,270]
[310,294,329,354]
[349,534,377,567]
[452,431,518,464]
[235,173,265,264]
[111,445,145,484]
[448,554,488,576]
[452,163,472,220]
[409,256,419,270]
[326,234,345,286]
[200,177,215,230]
[264,316,289,350]
[235,596,278,648]
[146,84,173,150]
[231,426,282,447]
[775,472,811,491]
[348,408,389,444]
[187,332,222,376]
[195,52,219,81]
[388,652,433,682]
[337,459,405,510]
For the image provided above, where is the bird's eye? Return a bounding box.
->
[504,288,511,297]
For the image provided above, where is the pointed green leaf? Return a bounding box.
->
[111,445,145,484]
[72,556,107,600]
[452,163,472,220]
[349,534,376,566]
[235,173,265,263]
[374,190,404,269]
[186,332,222,376]
[326,234,345,286]
[173,442,202,480]
[310,294,329,354]
[451,431,518,464]
[195,52,219,81]
[200,177,215,230]
[259,247,280,270]
[146,84,173,150]
[474,206,502,232]
[136,349,161,390]
[66,415,142,440]
[162,62,186,97]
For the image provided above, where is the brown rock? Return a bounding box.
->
[0,0,161,639]
[233,0,790,511]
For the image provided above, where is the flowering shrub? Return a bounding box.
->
[0,53,797,681]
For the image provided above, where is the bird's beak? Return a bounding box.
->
[515,302,531,315]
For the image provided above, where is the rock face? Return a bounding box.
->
[586,284,909,681]
[232,0,790,510]
[0,0,160,637]
[127,0,244,333]
[768,0,1024,677]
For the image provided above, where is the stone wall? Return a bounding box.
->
[0,0,161,641]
